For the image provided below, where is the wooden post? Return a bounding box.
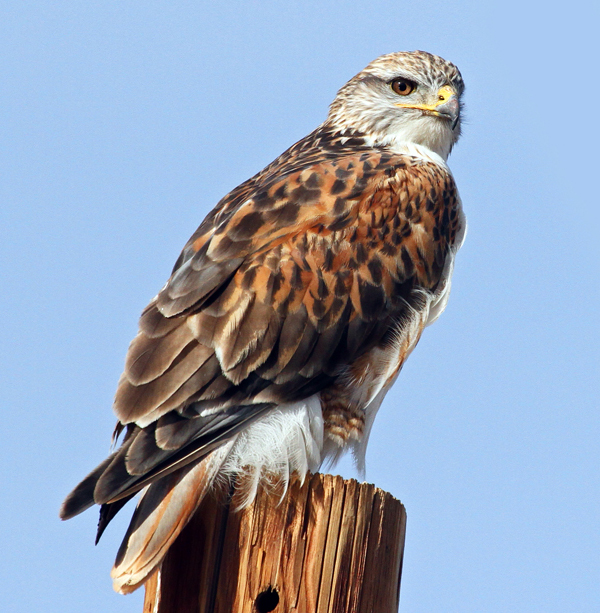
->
[143,473,406,613]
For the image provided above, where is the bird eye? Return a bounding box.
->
[390,78,415,96]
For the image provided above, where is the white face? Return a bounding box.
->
[328,52,464,161]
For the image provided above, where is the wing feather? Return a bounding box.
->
[114,343,213,423]
[125,323,195,385]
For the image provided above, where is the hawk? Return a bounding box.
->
[61,50,466,594]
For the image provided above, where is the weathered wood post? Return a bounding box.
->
[143,473,406,613]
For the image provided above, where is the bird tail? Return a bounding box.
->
[110,448,227,594]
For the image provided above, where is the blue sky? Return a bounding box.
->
[1,1,598,611]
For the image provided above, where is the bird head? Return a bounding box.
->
[327,51,465,161]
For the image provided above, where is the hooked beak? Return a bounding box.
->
[395,85,460,129]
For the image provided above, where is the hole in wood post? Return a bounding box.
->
[254,586,279,612]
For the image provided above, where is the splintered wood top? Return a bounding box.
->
[144,474,406,613]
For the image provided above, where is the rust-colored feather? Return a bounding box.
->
[111,456,219,594]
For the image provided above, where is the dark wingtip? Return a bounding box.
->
[60,481,97,520]
[59,452,119,520]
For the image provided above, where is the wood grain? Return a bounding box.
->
[143,474,406,613]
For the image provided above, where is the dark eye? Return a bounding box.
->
[390,78,415,96]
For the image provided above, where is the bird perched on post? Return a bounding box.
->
[60,50,466,594]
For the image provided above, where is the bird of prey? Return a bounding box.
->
[61,50,466,594]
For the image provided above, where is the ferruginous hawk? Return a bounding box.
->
[61,50,466,594]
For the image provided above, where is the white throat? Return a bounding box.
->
[379,114,455,162]
[363,133,449,168]
[386,141,449,167]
